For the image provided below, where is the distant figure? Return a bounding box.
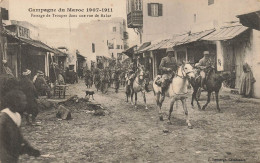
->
[20,69,39,124]
[0,90,40,162]
[239,63,256,98]
[2,59,14,77]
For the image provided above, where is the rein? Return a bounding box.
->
[176,66,193,79]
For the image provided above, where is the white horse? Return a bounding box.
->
[131,65,148,109]
[153,62,195,128]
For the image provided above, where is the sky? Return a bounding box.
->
[5,0,138,46]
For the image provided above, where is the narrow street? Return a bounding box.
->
[20,80,260,163]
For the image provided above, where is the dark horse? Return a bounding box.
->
[190,67,230,112]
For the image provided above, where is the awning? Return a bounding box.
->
[148,39,170,51]
[52,48,68,57]
[122,45,137,57]
[160,34,189,49]
[135,42,151,53]
[19,38,56,53]
[176,29,215,45]
[237,10,260,30]
[138,40,163,53]
[3,28,57,53]
[202,25,248,41]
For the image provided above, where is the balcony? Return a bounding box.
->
[123,32,129,39]
[127,11,143,28]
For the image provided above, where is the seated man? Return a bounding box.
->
[34,71,51,98]
[195,51,213,90]
[156,47,178,97]
[126,70,135,86]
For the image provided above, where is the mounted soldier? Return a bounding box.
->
[155,47,178,98]
[195,51,214,90]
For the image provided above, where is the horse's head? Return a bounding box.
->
[137,65,145,80]
[178,61,195,79]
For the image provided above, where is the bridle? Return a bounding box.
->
[176,65,194,80]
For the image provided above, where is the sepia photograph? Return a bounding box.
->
[0,0,260,162]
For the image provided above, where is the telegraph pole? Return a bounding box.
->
[0,8,4,74]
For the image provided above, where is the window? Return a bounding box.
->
[113,27,116,32]
[208,0,214,5]
[148,3,162,17]
[92,43,95,53]
[117,45,121,49]
[135,0,142,11]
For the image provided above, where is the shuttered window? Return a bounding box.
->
[148,3,162,17]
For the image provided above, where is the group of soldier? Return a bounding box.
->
[155,47,213,99]
[83,47,213,96]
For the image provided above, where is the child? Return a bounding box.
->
[0,90,40,163]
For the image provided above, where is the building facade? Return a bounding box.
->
[126,0,260,97]
[73,18,129,69]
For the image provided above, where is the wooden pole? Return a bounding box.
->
[0,9,4,74]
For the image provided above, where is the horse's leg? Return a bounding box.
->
[191,88,196,107]
[182,98,192,128]
[202,91,212,110]
[131,89,134,105]
[168,98,175,124]
[134,92,137,109]
[215,91,221,112]
[192,87,201,110]
[143,92,148,110]
[156,93,163,121]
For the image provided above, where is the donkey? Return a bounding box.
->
[190,67,230,112]
[153,62,195,128]
[131,65,148,109]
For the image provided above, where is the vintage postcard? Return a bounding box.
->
[0,0,260,162]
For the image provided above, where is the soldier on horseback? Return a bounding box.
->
[156,47,178,98]
[195,51,214,90]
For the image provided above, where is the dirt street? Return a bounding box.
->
[20,80,260,163]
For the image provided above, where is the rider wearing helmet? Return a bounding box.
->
[158,47,178,97]
[195,51,213,90]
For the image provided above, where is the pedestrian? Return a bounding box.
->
[0,90,41,162]
[239,63,256,98]
[20,69,39,124]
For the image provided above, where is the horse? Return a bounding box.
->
[125,72,134,103]
[190,67,230,112]
[131,65,148,109]
[153,62,195,128]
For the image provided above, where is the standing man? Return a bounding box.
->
[158,47,178,97]
[20,69,39,125]
[195,51,213,90]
